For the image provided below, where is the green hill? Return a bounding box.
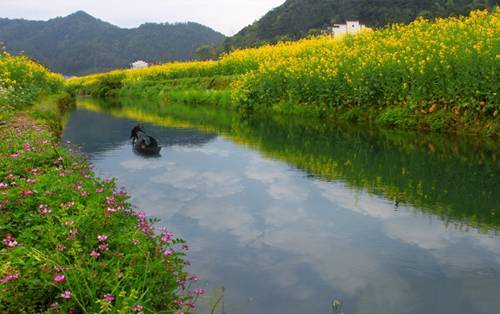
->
[225,0,495,49]
[0,11,226,75]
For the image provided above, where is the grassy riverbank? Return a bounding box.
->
[1,53,199,313]
[68,9,499,137]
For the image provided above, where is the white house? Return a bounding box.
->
[325,21,366,37]
[131,60,149,69]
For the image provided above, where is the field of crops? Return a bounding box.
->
[69,9,499,135]
[0,52,64,112]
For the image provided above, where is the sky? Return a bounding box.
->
[0,0,287,36]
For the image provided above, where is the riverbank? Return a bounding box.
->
[1,53,199,313]
[68,9,499,137]
[0,110,199,313]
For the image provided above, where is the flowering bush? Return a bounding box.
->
[0,51,64,110]
[0,116,200,313]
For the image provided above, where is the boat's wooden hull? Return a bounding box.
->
[133,143,162,155]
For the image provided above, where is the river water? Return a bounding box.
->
[62,99,500,314]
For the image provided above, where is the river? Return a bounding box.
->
[62,98,500,314]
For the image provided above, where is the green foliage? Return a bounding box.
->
[0,51,64,110]
[195,45,222,61]
[225,0,496,50]
[0,11,226,75]
[377,106,418,128]
[0,115,198,313]
[94,74,126,98]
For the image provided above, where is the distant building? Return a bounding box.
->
[324,21,366,37]
[131,60,149,69]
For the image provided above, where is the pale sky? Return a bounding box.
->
[0,0,287,36]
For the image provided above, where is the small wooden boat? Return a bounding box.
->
[130,125,161,155]
[133,142,162,155]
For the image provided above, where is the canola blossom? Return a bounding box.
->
[70,9,499,124]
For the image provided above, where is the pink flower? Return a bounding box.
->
[161,232,173,242]
[66,229,78,241]
[23,143,32,151]
[90,250,100,259]
[176,279,185,289]
[10,153,19,158]
[163,249,172,257]
[106,207,117,213]
[132,305,144,312]
[49,302,59,310]
[194,288,205,295]
[98,243,109,251]
[95,188,104,193]
[2,234,18,247]
[53,274,65,283]
[0,272,19,283]
[187,275,198,281]
[60,290,72,299]
[38,204,51,215]
[0,182,7,189]
[131,238,140,245]
[103,293,114,302]
[20,190,33,195]
[97,235,108,242]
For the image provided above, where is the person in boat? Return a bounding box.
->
[130,125,159,149]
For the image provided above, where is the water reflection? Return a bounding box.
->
[62,100,500,314]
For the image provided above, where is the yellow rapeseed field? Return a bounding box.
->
[70,9,499,122]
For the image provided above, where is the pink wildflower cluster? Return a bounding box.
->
[53,274,65,283]
[61,201,75,209]
[60,290,72,299]
[2,234,18,247]
[90,250,100,259]
[105,196,121,213]
[103,293,115,302]
[49,302,59,310]
[0,272,19,283]
[132,305,144,312]
[160,228,174,243]
[173,299,196,309]
[39,204,51,215]
[91,234,110,259]
[135,211,152,234]
[66,229,79,241]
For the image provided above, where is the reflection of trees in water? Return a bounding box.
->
[62,108,217,155]
[75,98,500,232]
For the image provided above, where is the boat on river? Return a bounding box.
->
[130,125,161,155]
[133,141,162,155]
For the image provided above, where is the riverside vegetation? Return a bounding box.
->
[0,54,201,312]
[68,9,500,137]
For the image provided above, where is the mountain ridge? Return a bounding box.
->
[224,0,495,50]
[0,11,226,75]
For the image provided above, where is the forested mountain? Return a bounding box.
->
[225,0,496,49]
[0,11,225,75]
